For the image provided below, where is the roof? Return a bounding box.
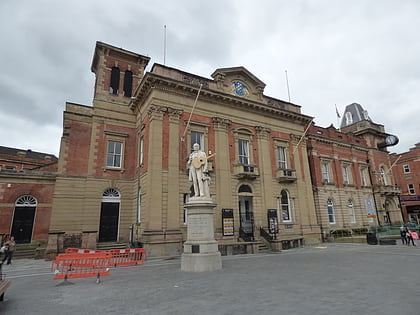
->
[0,146,58,162]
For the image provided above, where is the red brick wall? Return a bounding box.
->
[0,182,54,240]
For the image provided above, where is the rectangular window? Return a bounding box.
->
[403,164,411,173]
[360,167,368,186]
[327,200,335,224]
[139,137,144,165]
[238,139,249,165]
[342,165,350,185]
[348,200,356,224]
[322,163,330,183]
[107,141,123,168]
[277,146,287,169]
[408,184,415,195]
[191,131,204,152]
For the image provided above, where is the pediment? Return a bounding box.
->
[211,66,266,101]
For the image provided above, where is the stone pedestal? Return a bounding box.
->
[181,198,222,272]
[82,230,98,249]
[45,230,65,260]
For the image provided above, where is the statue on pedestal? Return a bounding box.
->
[188,143,210,198]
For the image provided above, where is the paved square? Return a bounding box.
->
[1,243,419,314]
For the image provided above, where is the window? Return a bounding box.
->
[408,184,415,195]
[345,112,353,125]
[191,131,204,152]
[380,167,387,185]
[139,137,144,166]
[277,146,287,169]
[280,190,291,222]
[342,165,350,184]
[321,162,330,183]
[123,70,133,97]
[107,141,123,168]
[110,67,120,95]
[403,164,411,174]
[327,199,335,224]
[360,167,368,186]
[238,139,250,165]
[348,200,356,223]
[342,164,351,185]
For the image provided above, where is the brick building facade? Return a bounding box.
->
[0,147,57,244]
[391,143,420,223]
[1,41,406,256]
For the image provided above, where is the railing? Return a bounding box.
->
[233,164,259,179]
[239,228,254,242]
[276,169,297,183]
[260,227,276,241]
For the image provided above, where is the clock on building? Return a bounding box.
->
[232,81,248,96]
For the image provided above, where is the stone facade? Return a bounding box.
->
[1,41,405,257]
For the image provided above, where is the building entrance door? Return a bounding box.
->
[11,206,35,244]
[239,196,254,241]
[98,202,119,242]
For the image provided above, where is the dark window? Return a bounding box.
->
[238,185,252,193]
[123,70,133,97]
[110,67,120,95]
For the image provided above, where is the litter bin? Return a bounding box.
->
[366,232,378,245]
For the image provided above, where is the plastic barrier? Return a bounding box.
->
[109,248,146,266]
[65,248,105,254]
[52,252,112,281]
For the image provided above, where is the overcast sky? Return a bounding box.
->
[1,0,419,157]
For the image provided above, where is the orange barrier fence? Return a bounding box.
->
[65,248,105,254]
[52,252,112,281]
[109,248,146,266]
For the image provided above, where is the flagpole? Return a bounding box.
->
[335,104,341,131]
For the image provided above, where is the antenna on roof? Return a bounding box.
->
[285,70,291,102]
[163,25,167,65]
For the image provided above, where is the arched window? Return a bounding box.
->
[15,195,37,206]
[348,199,356,223]
[102,188,121,200]
[238,185,252,193]
[345,112,353,125]
[280,190,291,222]
[123,70,133,97]
[110,67,120,95]
[327,199,335,224]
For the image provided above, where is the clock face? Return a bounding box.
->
[385,135,398,145]
[232,81,248,96]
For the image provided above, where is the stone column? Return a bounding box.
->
[181,198,222,272]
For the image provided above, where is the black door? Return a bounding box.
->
[239,196,254,241]
[99,202,119,242]
[11,206,35,244]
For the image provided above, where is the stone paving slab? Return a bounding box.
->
[1,243,419,314]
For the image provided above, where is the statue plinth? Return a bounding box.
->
[181,197,222,272]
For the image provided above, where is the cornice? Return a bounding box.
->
[130,73,312,125]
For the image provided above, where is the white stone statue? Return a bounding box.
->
[188,143,210,198]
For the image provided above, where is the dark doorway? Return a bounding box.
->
[11,206,35,244]
[239,196,254,241]
[99,202,119,242]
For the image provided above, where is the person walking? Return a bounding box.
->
[406,228,416,246]
[1,236,16,265]
[400,225,407,245]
